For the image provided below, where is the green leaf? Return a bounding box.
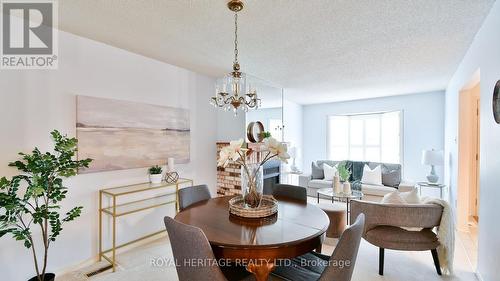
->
[24,240,32,248]
[0,228,15,238]
[0,130,92,250]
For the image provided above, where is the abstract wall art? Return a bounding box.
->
[76,95,190,173]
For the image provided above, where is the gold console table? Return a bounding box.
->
[98,178,193,271]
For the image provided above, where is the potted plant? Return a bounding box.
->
[218,138,289,208]
[260,131,272,140]
[0,130,92,281]
[149,165,163,184]
[337,161,352,194]
[337,161,351,182]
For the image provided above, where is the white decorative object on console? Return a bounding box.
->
[168,157,175,172]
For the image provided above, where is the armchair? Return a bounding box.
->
[350,200,443,275]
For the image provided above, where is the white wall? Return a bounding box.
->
[0,30,217,280]
[302,91,445,182]
[216,110,246,141]
[444,2,500,280]
[283,99,303,170]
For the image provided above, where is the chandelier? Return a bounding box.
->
[211,0,260,114]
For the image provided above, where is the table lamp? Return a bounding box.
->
[421,149,444,184]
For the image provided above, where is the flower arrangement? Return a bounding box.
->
[218,138,290,208]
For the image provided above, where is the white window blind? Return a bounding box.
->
[327,111,402,163]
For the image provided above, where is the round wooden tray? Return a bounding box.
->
[229,195,278,218]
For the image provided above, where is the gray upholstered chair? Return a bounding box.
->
[178,184,211,211]
[350,200,444,275]
[272,214,365,281]
[164,216,227,281]
[272,184,307,203]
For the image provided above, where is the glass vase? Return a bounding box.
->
[241,163,263,208]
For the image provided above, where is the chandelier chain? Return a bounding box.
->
[234,12,238,64]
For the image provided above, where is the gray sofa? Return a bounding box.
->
[299,160,415,202]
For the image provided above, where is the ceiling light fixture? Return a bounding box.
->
[211,0,260,114]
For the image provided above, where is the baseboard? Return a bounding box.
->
[56,256,98,276]
[56,231,168,276]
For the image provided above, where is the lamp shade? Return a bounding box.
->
[421,150,444,166]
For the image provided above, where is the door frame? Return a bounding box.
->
[457,71,481,231]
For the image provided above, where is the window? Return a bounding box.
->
[327,111,402,163]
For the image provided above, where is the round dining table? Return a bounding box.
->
[174,195,330,281]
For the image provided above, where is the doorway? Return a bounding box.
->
[457,72,480,269]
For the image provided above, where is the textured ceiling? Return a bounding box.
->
[59,0,495,104]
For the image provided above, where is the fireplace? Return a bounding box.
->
[262,160,281,195]
[216,142,281,196]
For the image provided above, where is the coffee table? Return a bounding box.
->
[317,188,363,224]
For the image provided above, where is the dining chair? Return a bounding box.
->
[164,217,254,281]
[272,184,307,203]
[178,184,211,211]
[164,216,227,281]
[272,214,365,281]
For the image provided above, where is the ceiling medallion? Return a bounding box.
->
[211,0,260,114]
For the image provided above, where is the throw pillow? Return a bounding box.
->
[361,164,382,186]
[323,163,338,181]
[400,189,421,204]
[311,162,324,179]
[381,191,406,204]
[382,169,401,188]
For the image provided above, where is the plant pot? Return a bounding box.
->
[241,164,263,208]
[28,273,55,281]
[149,174,163,184]
[343,181,352,195]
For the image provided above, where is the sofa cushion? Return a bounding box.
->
[361,184,398,197]
[382,168,401,187]
[323,163,338,181]
[311,160,340,179]
[311,162,324,179]
[381,191,406,204]
[368,162,402,187]
[365,226,440,251]
[400,189,421,204]
[308,179,332,189]
[361,164,383,185]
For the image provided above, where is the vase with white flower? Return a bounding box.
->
[218,138,290,208]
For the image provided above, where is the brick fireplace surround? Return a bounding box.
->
[216,142,276,196]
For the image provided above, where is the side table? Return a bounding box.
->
[416,182,446,199]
